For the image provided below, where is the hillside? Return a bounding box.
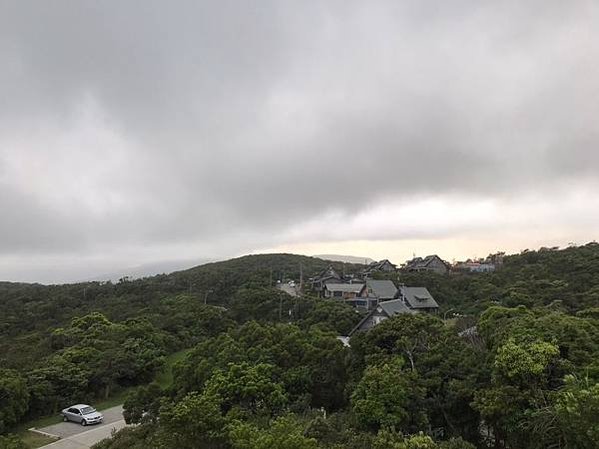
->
[2,244,599,449]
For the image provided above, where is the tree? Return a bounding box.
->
[158,392,226,449]
[123,383,164,424]
[228,416,318,449]
[0,370,29,434]
[554,375,599,449]
[351,357,427,432]
[204,362,287,416]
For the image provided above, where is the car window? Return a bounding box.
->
[68,408,79,414]
[81,407,95,415]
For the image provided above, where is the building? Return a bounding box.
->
[365,279,398,301]
[403,255,450,275]
[310,265,343,293]
[453,261,496,273]
[452,252,505,273]
[348,286,439,335]
[323,283,376,310]
[323,283,366,300]
[398,286,439,313]
[349,299,415,335]
[363,259,397,277]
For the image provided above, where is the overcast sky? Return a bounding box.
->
[1,1,599,283]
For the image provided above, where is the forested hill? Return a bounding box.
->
[2,244,599,448]
[0,253,363,369]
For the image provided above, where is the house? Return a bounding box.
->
[323,282,382,310]
[323,283,366,300]
[348,286,440,336]
[452,252,505,273]
[453,261,495,273]
[349,299,415,335]
[365,279,398,301]
[363,259,397,277]
[398,286,439,313]
[403,255,450,275]
[310,265,343,294]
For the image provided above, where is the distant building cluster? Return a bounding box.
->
[308,251,506,336]
[452,252,505,273]
[309,265,440,313]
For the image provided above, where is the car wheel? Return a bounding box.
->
[81,419,87,426]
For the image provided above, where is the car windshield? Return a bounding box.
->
[81,407,96,415]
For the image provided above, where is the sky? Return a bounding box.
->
[1,1,599,283]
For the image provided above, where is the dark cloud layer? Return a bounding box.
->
[1,1,598,281]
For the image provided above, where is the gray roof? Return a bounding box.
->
[366,280,398,299]
[325,283,364,293]
[314,265,341,280]
[348,298,414,336]
[378,299,415,316]
[405,255,447,269]
[399,286,439,309]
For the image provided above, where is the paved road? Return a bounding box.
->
[278,283,299,297]
[35,406,125,449]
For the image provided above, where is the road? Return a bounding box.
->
[277,283,299,297]
[34,405,125,449]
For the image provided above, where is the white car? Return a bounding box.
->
[288,281,296,287]
[61,404,104,426]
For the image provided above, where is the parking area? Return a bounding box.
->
[33,405,125,448]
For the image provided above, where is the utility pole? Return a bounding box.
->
[269,267,273,287]
[299,262,303,293]
[204,289,213,305]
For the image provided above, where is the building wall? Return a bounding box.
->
[380,261,396,272]
[426,258,449,274]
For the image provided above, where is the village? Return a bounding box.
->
[296,252,505,336]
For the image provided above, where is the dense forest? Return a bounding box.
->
[2,243,599,448]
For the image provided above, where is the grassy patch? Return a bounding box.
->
[19,431,58,449]
[154,348,191,388]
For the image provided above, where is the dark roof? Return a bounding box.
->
[325,283,365,293]
[405,255,448,270]
[378,299,414,315]
[348,299,414,336]
[366,280,398,299]
[399,286,439,309]
[364,259,397,271]
[314,265,341,280]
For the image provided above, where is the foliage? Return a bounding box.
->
[352,357,427,431]
[228,416,318,449]
[0,371,29,434]
[0,435,26,449]
[4,246,599,448]
[554,375,599,449]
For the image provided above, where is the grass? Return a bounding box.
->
[154,348,192,388]
[16,348,192,448]
[19,431,57,448]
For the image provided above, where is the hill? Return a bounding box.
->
[2,244,599,448]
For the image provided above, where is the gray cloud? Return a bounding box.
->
[1,0,599,281]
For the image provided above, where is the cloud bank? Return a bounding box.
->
[1,1,598,282]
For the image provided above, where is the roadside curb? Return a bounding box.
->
[28,427,61,440]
